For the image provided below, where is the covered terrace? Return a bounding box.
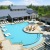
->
[8,11,31,22]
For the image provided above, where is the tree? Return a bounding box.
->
[27,5,50,17]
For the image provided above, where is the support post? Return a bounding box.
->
[12,18,13,23]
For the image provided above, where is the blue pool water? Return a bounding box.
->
[3,22,43,48]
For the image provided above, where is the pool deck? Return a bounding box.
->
[0,27,43,50]
[0,21,50,50]
[2,40,23,50]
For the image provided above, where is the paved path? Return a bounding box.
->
[0,30,5,41]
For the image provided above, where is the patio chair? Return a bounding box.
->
[4,33,11,37]
[5,21,7,24]
[6,21,9,23]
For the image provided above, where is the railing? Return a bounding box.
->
[29,38,45,50]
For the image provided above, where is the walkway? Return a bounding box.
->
[2,40,23,50]
[0,30,5,41]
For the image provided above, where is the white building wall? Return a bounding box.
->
[31,13,38,19]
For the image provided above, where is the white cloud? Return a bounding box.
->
[0,0,13,5]
[22,0,39,5]
[1,0,40,6]
[21,0,50,5]
[0,0,50,6]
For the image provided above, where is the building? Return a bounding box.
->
[0,5,38,22]
[40,14,50,25]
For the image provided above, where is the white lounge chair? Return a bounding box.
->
[45,25,50,27]
[7,21,8,23]
[17,21,19,23]
[20,20,23,22]
[5,34,9,37]
[28,21,33,23]
[2,21,4,24]
[34,21,39,24]
[23,20,24,22]
[7,33,11,36]
[1,26,5,28]
[4,21,7,24]
[4,33,11,37]
[2,28,7,32]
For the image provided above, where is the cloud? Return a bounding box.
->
[20,0,40,5]
[0,0,50,6]
[0,0,40,6]
[21,0,50,5]
[0,0,13,5]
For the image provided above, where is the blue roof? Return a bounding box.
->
[27,8,37,14]
[0,6,38,18]
[10,5,27,10]
[0,9,10,17]
[9,11,30,18]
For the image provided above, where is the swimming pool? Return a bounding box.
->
[3,22,43,48]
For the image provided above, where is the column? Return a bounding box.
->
[27,16,28,20]
[30,16,31,20]
[12,18,13,22]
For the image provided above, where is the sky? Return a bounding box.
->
[0,0,50,6]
